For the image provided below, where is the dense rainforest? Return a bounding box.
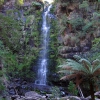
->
[0,0,100,100]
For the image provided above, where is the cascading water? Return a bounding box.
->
[35,5,52,85]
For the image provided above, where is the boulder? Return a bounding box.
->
[86,91,100,99]
[60,96,89,100]
[25,91,46,100]
[60,96,81,100]
[95,91,100,99]
[46,94,53,98]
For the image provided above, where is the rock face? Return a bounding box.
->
[25,91,46,100]
[55,1,96,59]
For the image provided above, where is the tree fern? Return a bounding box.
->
[58,55,100,100]
[93,63,100,73]
[79,1,89,9]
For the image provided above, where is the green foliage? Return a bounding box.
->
[32,1,42,6]
[98,0,100,2]
[54,0,60,3]
[51,86,61,98]
[17,0,24,6]
[25,15,35,26]
[57,14,67,34]
[59,55,100,77]
[0,0,4,6]
[82,21,93,32]
[0,13,21,52]
[68,81,78,95]
[3,51,34,79]
[87,38,100,61]
[0,42,7,94]
[32,1,43,11]
[79,1,89,9]
[0,3,41,80]
[61,2,69,6]
[58,55,100,98]
[92,38,100,49]
[93,12,100,19]
[0,81,5,91]
[68,18,83,28]
[49,19,59,73]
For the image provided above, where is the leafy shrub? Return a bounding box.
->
[79,1,89,9]
[17,0,24,6]
[68,81,78,96]
[51,86,61,98]
[0,0,4,6]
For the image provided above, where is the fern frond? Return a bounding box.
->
[82,22,93,32]
[60,76,67,80]
[58,70,70,74]
[79,58,91,68]
[66,59,88,73]
[92,59,100,66]
[93,64,100,74]
[79,1,89,9]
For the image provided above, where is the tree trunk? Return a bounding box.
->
[89,81,95,100]
[77,85,84,98]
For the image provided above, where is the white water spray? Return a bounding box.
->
[35,5,52,85]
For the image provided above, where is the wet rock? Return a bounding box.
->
[33,84,51,93]
[46,94,52,98]
[93,91,100,99]
[14,78,21,83]
[9,88,16,95]
[25,91,46,100]
[60,96,81,100]
[82,46,90,52]
[51,73,60,82]
[80,98,89,100]
[11,95,19,100]
[67,53,74,59]
[60,91,66,97]
[73,47,81,52]
[16,98,24,100]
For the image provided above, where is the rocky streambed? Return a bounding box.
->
[3,91,100,100]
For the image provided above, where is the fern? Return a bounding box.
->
[32,1,42,6]
[98,0,100,2]
[26,15,35,26]
[82,21,93,32]
[68,17,83,28]
[92,38,100,48]
[92,12,100,19]
[61,2,69,6]
[79,1,89,9]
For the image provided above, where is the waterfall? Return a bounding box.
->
[35,5,52,85]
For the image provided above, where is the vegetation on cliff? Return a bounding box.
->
[53,0,100,99]
[0,0,43,96]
